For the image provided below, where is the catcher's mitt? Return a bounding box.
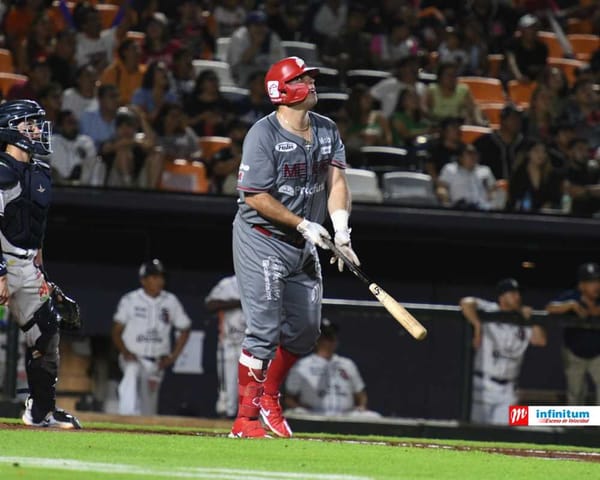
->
[50,283,82,331]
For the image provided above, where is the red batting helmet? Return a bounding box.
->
[265,56,319,105]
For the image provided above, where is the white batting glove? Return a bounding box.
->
[330,229,360,272]
[297,219,331,249]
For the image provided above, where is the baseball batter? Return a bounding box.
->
[230,56,359,438]
[205,274,246,418]
[112,259,191,416]
[0,99,81,429]
[460,278,547,425]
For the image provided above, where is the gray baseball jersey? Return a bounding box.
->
[285,353,365,415]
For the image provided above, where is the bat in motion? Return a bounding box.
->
[323,238,427,341]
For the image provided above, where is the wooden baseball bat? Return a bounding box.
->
[323,238,427,341]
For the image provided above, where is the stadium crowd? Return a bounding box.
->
[0,0,599,214]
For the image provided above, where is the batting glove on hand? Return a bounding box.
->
[330,229,360,272]
[297,219,331,249]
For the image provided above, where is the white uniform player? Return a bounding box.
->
[460,278,547,425]
[112,259,192,416]
[205,275,246,418]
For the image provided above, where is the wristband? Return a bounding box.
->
[330,209,349,233]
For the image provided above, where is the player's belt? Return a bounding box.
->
[251,224,306,249]
[474,371,513,385]
[5,251,36,260]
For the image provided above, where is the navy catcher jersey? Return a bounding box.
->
[236,111,346,235]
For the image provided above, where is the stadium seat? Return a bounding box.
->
[567,34,600,61]
[316,67,342,91]
[198,136,232,160]
[281,41,321,66]
[567,18,594,35]
[359,146,417,174]
[547,57,587,87]
[345,69,392,88]
[537,31,564,58]
[486,54,504,78]
[0,72,27,97]
[159,159,210,193]
[215,37,231,62]
[219,85,250,104]
[97,4,119,29]
[381,171,438,206]
[126,31,146,48]
[458,76,506,104]
[460,125,492,144]
[0,49,14,73]
[192,59,236,86]
[479,103,506,129]
[313,92,348,117]
[507,80,537,109]
[344,168,383,203]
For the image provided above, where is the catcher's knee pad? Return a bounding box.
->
[23,300,61,354]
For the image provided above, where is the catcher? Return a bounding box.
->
[0,99,82,429]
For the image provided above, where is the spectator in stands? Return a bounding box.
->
[464,0,519,54]
[50,109,102,186]
[547,120,576,173]
[141,12,182,67]
[104,106,163,189]
[369,55,427,119]
[460,15,488,77]
[522,85,555,142]
[15,11,55,75]
[263,0,305,42]
[46,28,78,90]
[505,14,548,84]
[563,137,600,216]
[3,0,49,53]
[170,47,196,100]
[236,70,273,126]
[132,60,178,123]
[370,18,420,71]
[561,79,600,150]
[172,0,216,61]
[425,61,484,126]
[183,70,236,137]
[436,143,496,210]
[153,102,201,161]
[437,26,468,75]
[62,64,99,121]
[539,66,570,120]
[506,139,563,213]
[546,262,600,405]
[6,56,51,102]
[100,38,146,106]
[213,0,247,38]
[284,319,380,418]
[425,116,464,180]
[69,0,131,71]
[80,83,119,151]
[474,104,526,180]
[391,86,432,147]
[227,10,284,88]
[461,278,547,425]
[320,4,373,73]
[209,119,247,195]
[312,0,348,43]
[38,82,63,124]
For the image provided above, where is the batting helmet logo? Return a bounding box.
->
[265,56,319,105]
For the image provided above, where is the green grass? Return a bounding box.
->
[0,422,599,480]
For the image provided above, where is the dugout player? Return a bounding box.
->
[112,259,191,416]
[0,99,81,428]
[460,278,547,425]
[230,56,359,438]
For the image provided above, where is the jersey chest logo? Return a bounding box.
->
[275,142,297,152]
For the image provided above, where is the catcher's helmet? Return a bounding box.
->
[265,56,319,105]
[0,99,52,155]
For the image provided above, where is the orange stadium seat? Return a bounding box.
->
[537,31,564,58]
[507,80,537,109]
[458,76,506,104]
[567,18,594,35]
[486,54,504,78]
[460,125,492,144]
[159,159,210,193]
[548,57,587,87]
[567,34,600,61]
[198,136,232,160]
[0,72,27,97]
[97,4,118,30]
[0,49,15,73]
[479,103,506,130]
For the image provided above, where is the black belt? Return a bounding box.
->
[252,225,306,248]
[474,371,512,385]
[5,251,35,260]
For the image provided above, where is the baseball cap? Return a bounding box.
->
[577,262,600,282]
[320,318,339,339]
[139,259,165,278]
[518,14,539,29]
[496,278,520,296]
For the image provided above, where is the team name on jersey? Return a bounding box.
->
[278,183,325,196]
[283,159,329,178]
[275,142,297,152]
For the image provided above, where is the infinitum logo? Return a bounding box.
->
[509,405,529,426]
